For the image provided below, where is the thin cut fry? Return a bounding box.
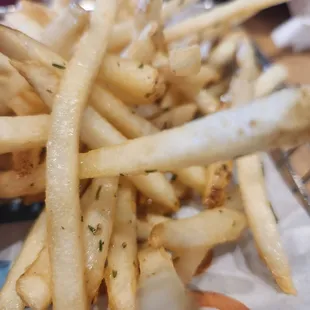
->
[16,247,51,310]
[254,64,288,98]
[203,161,233,208]
[12,148,41,176]
[83,177,119,301]
[149,207,247,250]
[164,0,288,42]
[151,103,198,130]
[40,3,89,60]
[0,115,49,155]
[0,163,46,199]
[45,0,117,309]
[13,61,179,212]
[105,179,137,310]
[169,45,201,76]
[0,211,46,310]
[137,214,169,241]
[137,247,196,310]
[237,154,296,294]
[79,88,310,178]
[195,89,221,115]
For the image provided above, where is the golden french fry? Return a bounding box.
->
[40,3,88,60]
[169,45,201,76]
[137,214,169,241]
[151,103,198,130]
[105,179,137,310]
[149,207,247,250]
[0,153,12,171]
[16,247,51,310]
[46,1,118,309]
[164,0,287,42]
[79,88,310,178]
[0,163,45,198]
[12,61,179,211]
[12,148,41,176]
[254,64,288,98]
[137,247,196,310]
[195,89,221,115]
[83,177,119,301]
[203,161,233,208]
[237,154,296,294]
[0,115,49,155]
[0,211,47,310]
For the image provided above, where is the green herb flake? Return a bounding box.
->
[145,170,157,173]
[46,89,53,93]
[138,63,144,69]
[95,185,102,200]
[171,174,177,182]
[81,216,84,222]
[112,270,118,278]
[105,260,108,268]
[52,63,66,70]
[122,242,127,249]
[99,240,104,252]
[120,173,125,177]
[61,226,65,230]
[88,225,96,235]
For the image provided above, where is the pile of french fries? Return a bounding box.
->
[1,0,307,309]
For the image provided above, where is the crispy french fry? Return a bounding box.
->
[40,3,89,60]
[0,115,49,155]
[121,22,158,63]
[0,211,46,310]
[195,89,221,115]
[254,64,288,98]
[13,61,200,200]
[237,154,296,294]
[174,247,208,283]
[151,103,198,129]
[164,0,287,42]
[16,247,51,310]
[105,179,137,310]
[0,163,45,198]
[137,247,196,310]
[12,148,41,176]
[149,207,247,250]
[169,45,201,76]
[79,88,310,178]
[203,161,233,208]
[137,214,169,241]
[0,153,12,171]
[83,177,119,301]
[46,1,118,309]
[209,32,243,68]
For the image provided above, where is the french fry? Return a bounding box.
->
[0,163,45,198]
[203,161,233,208]
[40,3,89,60]
[0,211,47,310]
[105,179,137,310]
[135,103,163,119]
[254,64,288,98]
[195,89,221,115]
[83,177,119,301]
[164,0,288,42]
[98,54,166,105]
[16,177,119,308]
[79,88,310,178]
[151,103,198,129]
[237,154,296,294]
[121,22,158,63]
[169,45,201,76]
[161,0,198,23]
[13,61,179,212]
[174,247,209,283]
[14,61,202,199]
[108,20,134,52]
[137,214,169,241]
[45,0,118,308]
[12,148,41,176]
[209,32,243,68]
[137,247,196,310]
[16,247,51,310]
[0,153,12,171]
[0,115,49,155]
[149,207,247,250]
